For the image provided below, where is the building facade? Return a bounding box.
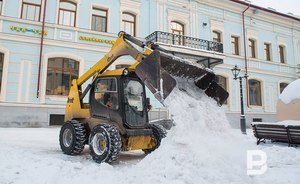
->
[0,0,299,127]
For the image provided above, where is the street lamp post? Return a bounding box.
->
[231,65,248,134]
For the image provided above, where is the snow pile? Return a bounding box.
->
[1,80,300,184]
[279,79,300,104]
[128,80,253,183]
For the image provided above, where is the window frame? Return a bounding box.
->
[212,30,222,43]
[0,52,4,93]
[0,0,3,15]
[279,45,286,64]
[122,12,136,36]
[21,0,42,22]
[248,38,256,58]
[91,7,108,32]
[248,79,262,106]
[46,57,79,96]
[264,43,272,61]
[215,75,228,104]
[231,35,240,55]
[279,82,289,94]
[58,0,77,27]
[171,21,184,35]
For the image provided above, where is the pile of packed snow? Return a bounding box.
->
[1,80,300,184]
[279,79,300,104]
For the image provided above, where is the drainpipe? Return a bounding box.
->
[37,0,47,98]
[242,3,250,107]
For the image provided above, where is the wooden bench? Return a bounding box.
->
[252,124,300,146]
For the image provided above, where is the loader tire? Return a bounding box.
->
[89,124,122,163]
[143,124,167,154]
[59,120,87,155]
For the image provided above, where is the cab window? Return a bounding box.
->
[94,78,118,110]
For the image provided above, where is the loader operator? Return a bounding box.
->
[95,80,118,109]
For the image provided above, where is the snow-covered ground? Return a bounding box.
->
[1,82,300,184]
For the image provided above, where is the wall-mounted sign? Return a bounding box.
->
[79,35,115,45]
[10,25,48,35]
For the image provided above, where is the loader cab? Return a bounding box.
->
[89,73,149,129]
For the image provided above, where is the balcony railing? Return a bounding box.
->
[145,31,223,53]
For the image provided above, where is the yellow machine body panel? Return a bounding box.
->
[127,135,156,150]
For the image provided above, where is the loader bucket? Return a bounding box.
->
[136,50,229,105]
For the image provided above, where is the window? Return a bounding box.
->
[264,43,271,61]
[213,31,221,43]
[91,8,107,32]
[279,45,286,64]
[95,78,118,110]
[46,58,79,96]
[0,0,3,15]
[231,36,239,55]
[0,52,4,93]
[216,75,227,104]
[122,12,135,36]
[248,39,256,58]
[249,79,262,106]
[21,0,41,21]
[279,82,288,94]
[171,21,184,45]
[58,0,77,27]
[171,21,184,35]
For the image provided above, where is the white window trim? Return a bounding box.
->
[278,44,287,64]
[18,0,45,22]
[89,3,110,33]
[277,80,290,95]
[120,0,140,37]
[263,42,273,61]
[248,38,258,59]
[0,47,9,102]
[247,77,264,108]
[215,72,231,109]
[210,20,224,43]
[230,34,241,56]
[167,9,189,36]
[40,52,84,103]
[0,0,5,15]
[56,0,79,27]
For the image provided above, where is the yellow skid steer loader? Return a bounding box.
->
[59,32,228,163]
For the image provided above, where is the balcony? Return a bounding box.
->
[145,31,224,68]
[145,31,223,53]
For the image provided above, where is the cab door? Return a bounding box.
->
[90,77,119,119]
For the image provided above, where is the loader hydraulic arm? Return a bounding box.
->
[76,32,145,87]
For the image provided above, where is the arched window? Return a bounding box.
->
[91,7,107,32]
[21,0,42,21]
[0,52,4,93]
[279,45,286,64]
[279,82,288,94]
[58,0,77,27]
[171,21,184,45]
[216,75,227,104]
[122,12,136,36]
[249,79,262,106]
[46,58,79,95]
[213,31,222,43]
[171,21,184,35]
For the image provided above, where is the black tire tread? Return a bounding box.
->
[143,124,166,154]
[59,120,87,155]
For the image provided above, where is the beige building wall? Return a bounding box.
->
[277,99,300,121]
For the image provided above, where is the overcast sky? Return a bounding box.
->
[249,0,300,16]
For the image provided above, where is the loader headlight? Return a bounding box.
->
[123,68,129,76]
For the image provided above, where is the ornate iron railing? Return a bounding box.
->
[145,31,223,53]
